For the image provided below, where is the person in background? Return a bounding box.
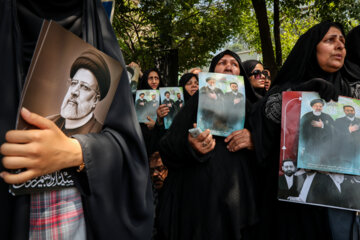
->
[242,59,268,98]
[263,66,271,91]
[179,73,199,101]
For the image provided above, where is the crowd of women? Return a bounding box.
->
[134,21,360,240]
[1,3,360,239]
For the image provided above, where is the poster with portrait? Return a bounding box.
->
[197,72,245,137]
[279,91,360,212]
[159,87,184,129]
[135,89,159,123]
[11,20,123,195]
[298,92,360,176]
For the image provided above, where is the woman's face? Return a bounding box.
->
[316,26,346,73]
[249,64,266,89]
[185,77,199,96]
[214,54,240,75]
[147,71,160,89]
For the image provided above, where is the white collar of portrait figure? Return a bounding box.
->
[65,112,94,129]
[347,116,355,121]
[312,111,322,116]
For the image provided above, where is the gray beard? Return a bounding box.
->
[312,111,321,116]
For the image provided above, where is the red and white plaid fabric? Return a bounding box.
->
[29,187,86,240]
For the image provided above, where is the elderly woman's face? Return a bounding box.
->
[147,71,160,89]
[316,26,346,73]
[249,63,266,89]
[214,54,240,75]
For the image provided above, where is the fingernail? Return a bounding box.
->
[21,107,31,118]
[0,172,5,178]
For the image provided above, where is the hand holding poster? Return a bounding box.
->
[279,91,360,211]
[11,20,122,195]
[135,89,159,123]
[159,87,184,129]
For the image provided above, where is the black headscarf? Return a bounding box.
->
[342,25,360,83]
[160,49,258,169]
[270,21,349,96]
[1,0,153,239]
[242,59,266,97]
[179,72,198,102]
[137,68,165,90]
[209,49,259,103]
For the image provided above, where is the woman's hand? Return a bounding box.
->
[156,104,170,124]
[0,108,83,184]
[145,116,156,130]
[224,128,254,152]
[188,124,215,154]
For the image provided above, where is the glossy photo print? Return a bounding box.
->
[135,89,159,123]
[298,92,360,176]
[197,72,245,137]
[279,91,360,212]
[159,87,184,129]
[12,20,122,195]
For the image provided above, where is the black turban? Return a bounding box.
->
[310,98,325,107]
[70,50,111,100]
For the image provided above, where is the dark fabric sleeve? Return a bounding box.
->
[72,129,154,240]
[159,93,215,169]
[249,92,282,167]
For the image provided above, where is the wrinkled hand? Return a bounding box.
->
[145,116,156,130]
[292,78,338,102]
[188,123,215,155]
[156,104,170,124]
[0,108,83,184]
[224,128,254,152]
[311,119,323,128]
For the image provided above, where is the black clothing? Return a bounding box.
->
[278,175,301,199]
[179,73,198,102]
[157,50,259,239]
[158,93,258,240]
[249,22,352,240]
[174,99,184,112]
[224,91,245,126]
[334,116,360,168]
[199,85,225,130]
[342,25,360,85]
[0,1,153,239]
[299,112,334,165]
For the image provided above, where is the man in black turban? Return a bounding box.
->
[299,98,334,165]
[48,50,111,136]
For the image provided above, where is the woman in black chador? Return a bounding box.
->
[136,68,165,154]
[0,0,153,239]
[157,50,260,240]
[249,21,352,240]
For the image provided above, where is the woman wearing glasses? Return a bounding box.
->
[242,60,269,98]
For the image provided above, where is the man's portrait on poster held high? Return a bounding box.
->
[16,22,122,135]
[47,50,111,136]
